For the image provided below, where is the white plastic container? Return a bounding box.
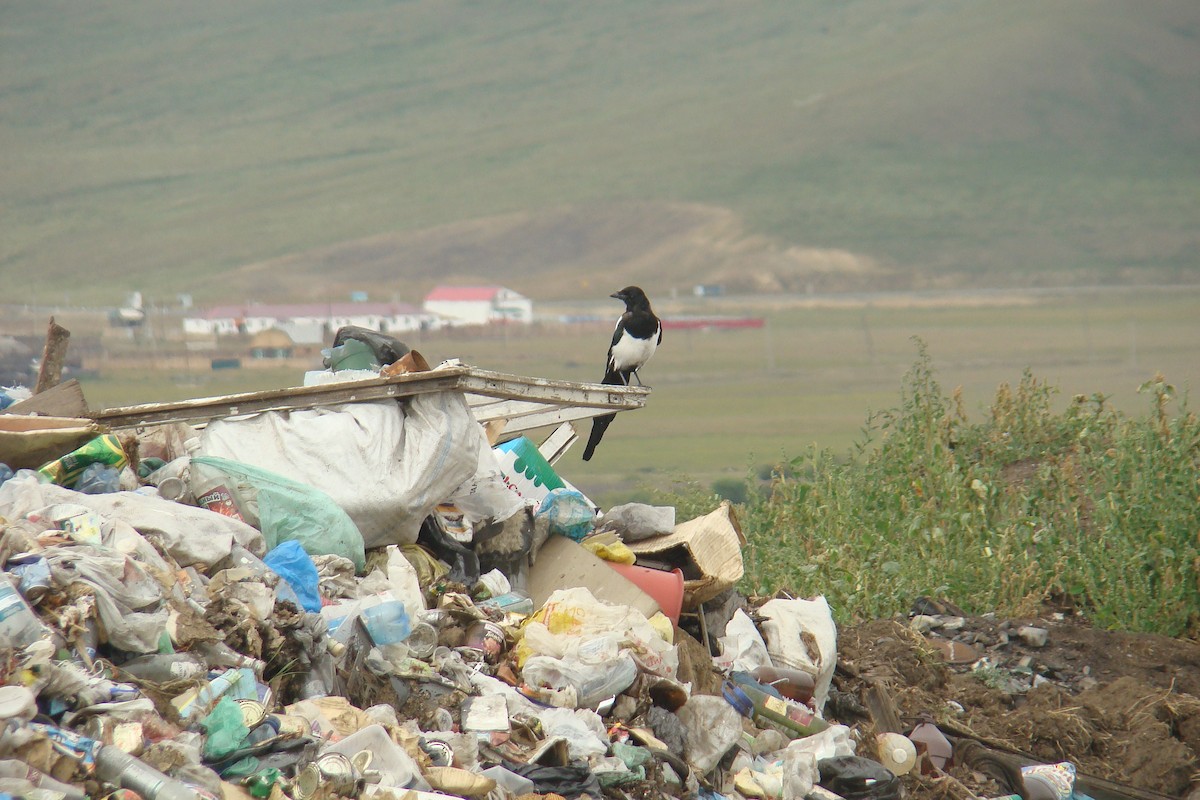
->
[876,732,917,776]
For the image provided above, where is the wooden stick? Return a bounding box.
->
[34,317,71,394]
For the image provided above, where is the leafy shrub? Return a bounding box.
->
[685,342,1199,636]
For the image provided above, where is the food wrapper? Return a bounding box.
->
[37,434,127,487]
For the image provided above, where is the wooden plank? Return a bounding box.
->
[90,367,650,431]
[34,317,71,394]
[6,379,88,418]
[536,422,578,465]
[91,368,469,428]
[864,682,905,734]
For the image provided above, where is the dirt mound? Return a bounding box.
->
[228,202,889,302]
[836,611,1200,799]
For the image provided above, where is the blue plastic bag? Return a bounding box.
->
[263,540,322,613]
[535,488,596,542]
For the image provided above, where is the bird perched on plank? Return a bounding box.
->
[582,286,662,461]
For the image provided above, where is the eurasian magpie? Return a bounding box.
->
[582,286,662,461]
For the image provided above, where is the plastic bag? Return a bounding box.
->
[677,695,744,774]
[716,608,773,672]
[263,540,322,613]
[521,650,638,709]
[818,756,902,800]
[199,393,481,548]
[517,587,678,680]
[596,502,676,542]
[191,456,366,572]
[329,325,409,366]
[534,707,610,761]
[758,596,838,713]
[200,696,249,761]
[536,489,595,541]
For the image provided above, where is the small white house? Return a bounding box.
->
[422,286,532,325]
[183,302,439,344]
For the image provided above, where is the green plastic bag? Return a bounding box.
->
[201,696,249,761]
[192,456,366,572]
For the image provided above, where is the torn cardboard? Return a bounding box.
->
[625,500,745,609]
[0,415,104,471]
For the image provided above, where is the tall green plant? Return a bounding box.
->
[718,345,1199,636]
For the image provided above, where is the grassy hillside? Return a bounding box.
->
[2,0,1197,305]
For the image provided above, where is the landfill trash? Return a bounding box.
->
[5,351,1177,800]
[536,487,596,541]
[875,731,917,776]
[36,433,128,486]
[1020,761,1077,800]
[595,501,676,542]
[818,755,903,800]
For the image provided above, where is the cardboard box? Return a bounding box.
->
[625,501,745,609]
[527,534,661,621]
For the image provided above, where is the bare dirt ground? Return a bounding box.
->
[834,602,1200,800]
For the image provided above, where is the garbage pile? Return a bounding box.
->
[0,333,1099,800]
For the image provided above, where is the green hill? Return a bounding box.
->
[2,0,1197,305]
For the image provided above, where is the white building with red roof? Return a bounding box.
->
[422,286,532,325]
[183,301,440,343]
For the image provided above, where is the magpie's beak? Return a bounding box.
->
[610,291,623,300]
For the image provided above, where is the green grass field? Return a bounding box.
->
[78,287,1200,508]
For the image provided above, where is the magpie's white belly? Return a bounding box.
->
[610,331,657,372]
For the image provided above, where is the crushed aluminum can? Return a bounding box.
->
[420,737,455,767]
[235,698,268,729]
[463,620,506,664]
[315,751,362,796]
[7,554,52,604]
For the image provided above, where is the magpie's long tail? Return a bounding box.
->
[582,367,631,460]
[582,412,615,461]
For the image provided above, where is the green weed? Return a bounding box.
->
[704,345,1199,636]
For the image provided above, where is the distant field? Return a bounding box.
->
[77,287,1200,507]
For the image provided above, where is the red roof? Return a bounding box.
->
[424,286,504,302]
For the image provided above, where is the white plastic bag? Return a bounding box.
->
[677,695,744,773]
[717,608,773,672]
[534,708,610,762]
[758,596,838,713]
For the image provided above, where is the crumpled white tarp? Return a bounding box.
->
[199,391,485,548]
[0,473,264,568]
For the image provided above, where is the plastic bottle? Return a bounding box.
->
[733,681,830,739]
[876,732,918,776]
[190,459,246,521]
[117,653,208,683]
[476,591,536,616]
[0,576,49,647]
[73,462,121,494]
[193,641,267,676]
[750,665,816,705]
[95,743,199,800]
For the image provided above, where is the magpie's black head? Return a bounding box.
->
[611,285,651,310]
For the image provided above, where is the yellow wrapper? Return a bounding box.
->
[37,434,127,486]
